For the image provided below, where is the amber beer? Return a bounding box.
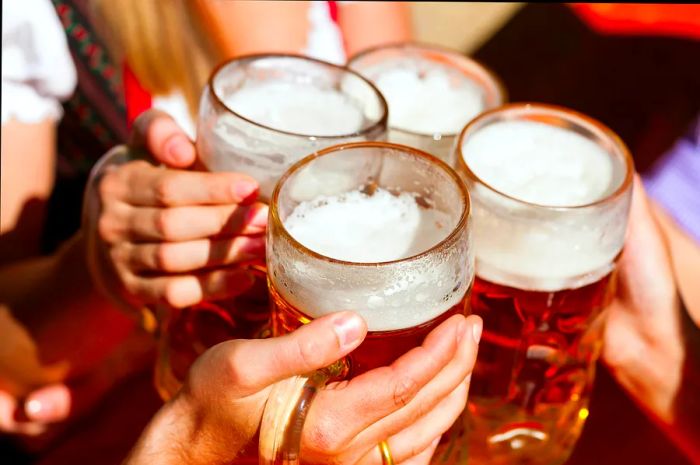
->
[456,104,634,465]
[271,283,470,376]
[267,175,472,375]
[260,142,473,465]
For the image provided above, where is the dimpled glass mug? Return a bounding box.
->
[154,54,388,400]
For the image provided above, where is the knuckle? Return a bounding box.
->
[154,176,178,206]
[413,394,433,421]
[295,337,325,371]
[97,215,119,243]
[108,244,128,270]
[222,342,255,389]
[153,244,176,271]
[392,374,420,408]
[304,422,345,459]
[155,209,178,239]
[122,273,144,300]
[408,442,426,460]
[96,171,117,200]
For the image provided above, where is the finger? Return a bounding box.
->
[124,202,267,241]
[371,380,469,465]
[118,162,259,207]
[195,312,367,397]
[124,236,265,273]
[619,176,675,307]
[130,109,196,168]
[353,316,480,449]
[356,380,468,465]
[302,314,470,453]
[0,391,45,436]
[24,384,72,423]
[399,437,441,465]
[124,267,256,308]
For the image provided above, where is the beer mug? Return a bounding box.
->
[154,55,388,399]
[455,104,634,464]
[348,43,505,166]
[259,142,474,464]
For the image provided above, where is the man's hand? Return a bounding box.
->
[125,312,482,465]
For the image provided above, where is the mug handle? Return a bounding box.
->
[259,360,347,464]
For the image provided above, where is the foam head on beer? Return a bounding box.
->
[225,81,365,136]
[268,146,473,333]
[200,56,383,201]
[285,188,452,263]
[373,65,485,135]
[461,118,631,291]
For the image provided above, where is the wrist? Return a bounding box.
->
[124,394,198,465]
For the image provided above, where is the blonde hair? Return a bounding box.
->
[91,0,221,118]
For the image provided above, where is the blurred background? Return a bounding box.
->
[2,2,698,465]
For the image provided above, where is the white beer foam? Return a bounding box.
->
[464,120,614,206]
[271,188,472,331]
[461,120,628,291]
[285,188,451,262]
[374,67,485,135]
[202,80,368,201]
[224,81,364,136]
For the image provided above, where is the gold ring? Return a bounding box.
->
[378,440,395,465]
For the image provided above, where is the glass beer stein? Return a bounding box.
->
[154,55,388,399]
[259,141,474,464]
[348,43,505,166]
[455,103,634,465]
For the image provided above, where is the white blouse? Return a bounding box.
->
[1,0,77,125]
[155,1,346,138]
[1,0,344,134]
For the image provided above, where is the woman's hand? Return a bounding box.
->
[125,312,482,465]
[602,176,700,462]
[85,110,268,311]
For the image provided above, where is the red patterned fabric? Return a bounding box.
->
[123,64,152,128]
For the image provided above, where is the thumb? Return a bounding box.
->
[197,312,367,397]
[618,176,676,310]
[130,109,197,168]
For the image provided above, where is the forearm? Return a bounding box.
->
[666,302,700,463]
[123,396,191,465]
[123,393,249,465]
[0,232,139,382]
[611,298,700,463]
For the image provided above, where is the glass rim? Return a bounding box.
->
[270,141,471,267]
[207,53,389,139]
[456,102,635,211]
[347,41,507,138]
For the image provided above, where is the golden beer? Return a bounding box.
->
[271,281,471,377]
[260,142,473,465]
[455,104,634,465]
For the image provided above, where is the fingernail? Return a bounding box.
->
[25,398,58,422]
[332,313,364,349]
[457,317,469,343]
[165,135,195,164]
[233,181,259,203]
[472,319,483,345]
[246,204,269,229]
